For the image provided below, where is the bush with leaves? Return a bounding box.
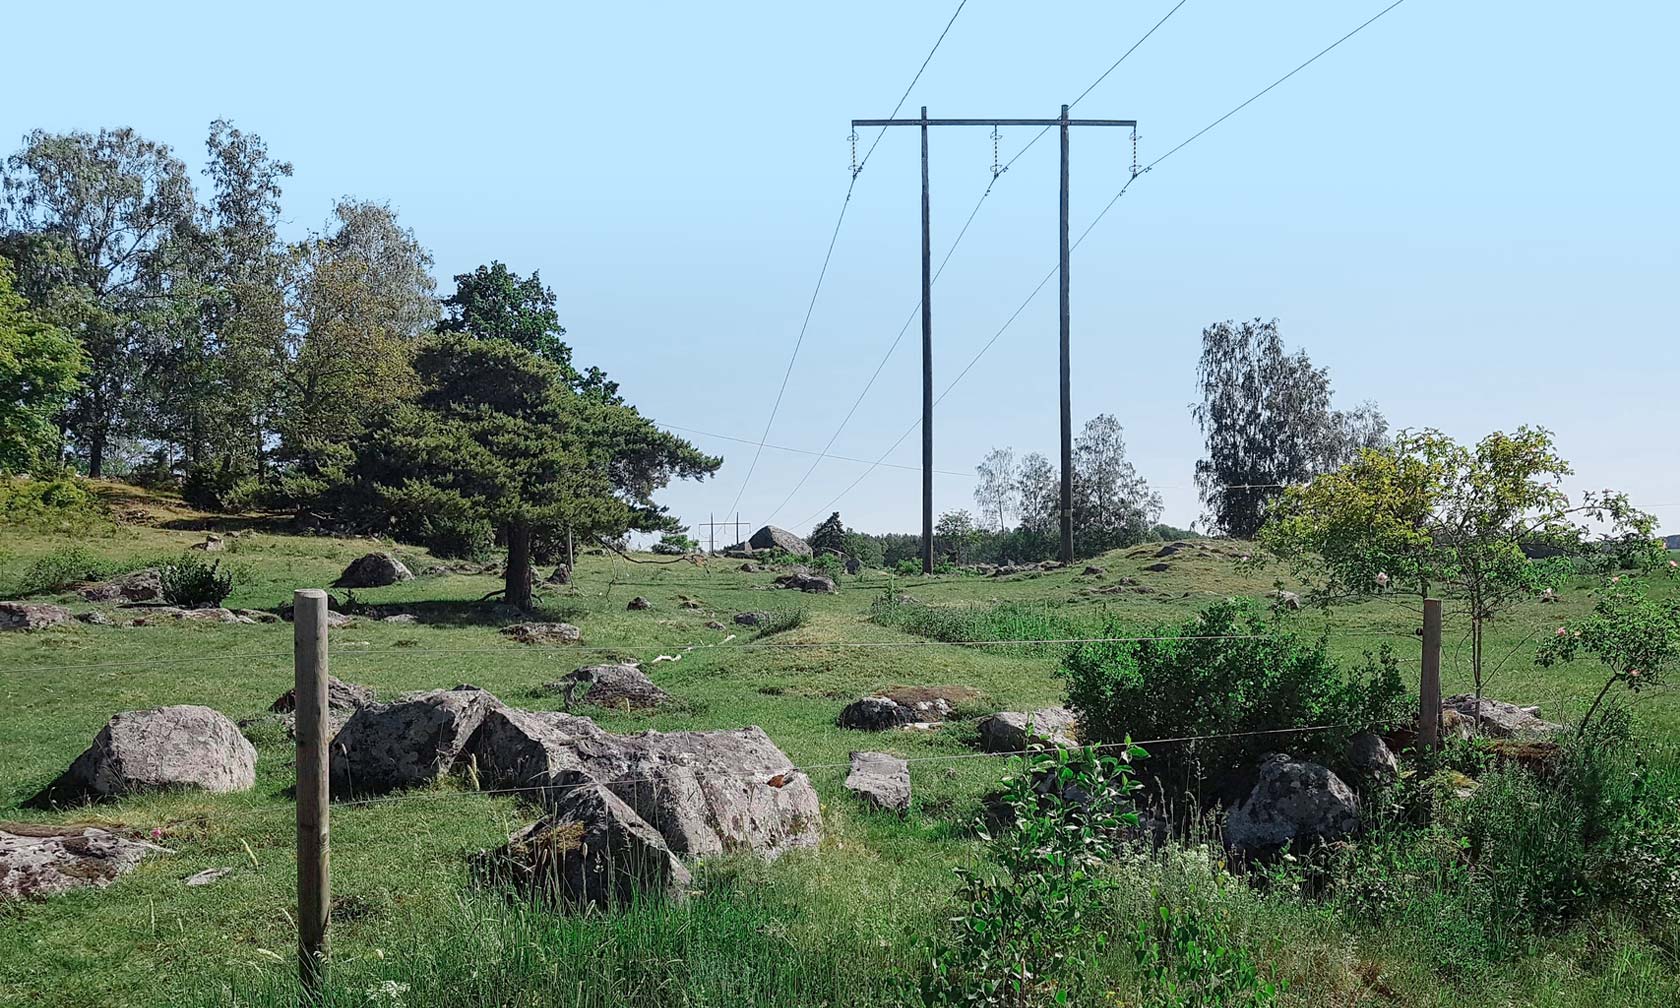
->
[925,743,1144,1007]
[0,475,107,532]
[159,555,236,607]
[1534,577,1680,737]
[1131,902,1286,1008]
[650,532,698,555]
[1063,599,1408,794]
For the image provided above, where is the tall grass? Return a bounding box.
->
[869,591,1091,653]
[214,884,911,1007]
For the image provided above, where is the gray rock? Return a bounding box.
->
[1225,754,1360,852]
[1273,590,1302,611]
[773,570,836,594]
[733,611,768,627]
[232,608,282,624]
[1141,562,1172,573]
[188,534,225,552]
[627,596,651,611]
[1082,565,1105,576]
[679,599,703,610]
[705,620,726,631]
[837,696,919,731]
[1345,732,1399,784]
[545,564,571,585]
[77,568,163,603]
[501,622,582,645]
[844,557,862,575]
[977,707,1078,752]
[1,825,165,900]
[331,552,413,589]
[75,610,116,627]
[845,751,910,813]
[380,613,417,625]
[38,705,256,804]
[177,607,254,624]
[329,688,503,797]
[0,602,71,632]
[747,525,813,557]
[473,783,691,909]
[325,611,356,629]
[553,663,670,711]
[469,710,820,859]
[270,676,376,717]
[1442,695,1564,737]
[183,867,233,887]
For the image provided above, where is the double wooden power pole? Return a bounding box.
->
[853,106,1136,567]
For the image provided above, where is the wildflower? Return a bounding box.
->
[1670,560,1677,569]
[1376,571,1390,588]
[1612,575,1622,583]
[150,827,165,841]
[1555,627,1567,636]
[1629,669,1641,678]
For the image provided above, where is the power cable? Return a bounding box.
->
[723,0,971,519]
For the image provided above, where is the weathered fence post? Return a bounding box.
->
[1419,597,1443,751]
[294,588,330,1000]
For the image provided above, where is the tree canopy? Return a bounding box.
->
[0,256,83,471]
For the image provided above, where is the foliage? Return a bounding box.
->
[1063,599,1408,789]
[1535,578,1680,736]
[752,605,809,639]
[342,333,718,606]
[1261,425,1658,697]
[2,126,195,476]
[872,593,1082,654]
[1192,318,1387,537]
[651,531,698,555]
[935,509,979,564]
[158,554,236,606]
[924,744,1144,1006]
[0,474,106,533]
[0,256,83,472]
[842,528,884,569]
[808,511,846,557]
[895,557,924,577]
[1072,414,1162,555]
[1131,902,1286,1008]
[11,544,121,596]
[806,552,844,579]
[975,446,1019,533]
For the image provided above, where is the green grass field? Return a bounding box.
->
[2,485,1676,1006]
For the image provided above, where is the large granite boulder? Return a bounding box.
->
[268,677,376,737]
[845,751,910,813]
[331,552,413,589]
[550,663,670,711]
[747,526,812,557]
[1225,754,1359,853]
[469,709,820,859]
[977,707,1078,752]
[501,622,582,645]
[329,688,503,797]
[37,706,256,805]
[1,825,165,900]
[1442,695,1564,737]
[773,569,836,594]
[472,783,691,909]
[0,602,71,632]
[77,568,163,603]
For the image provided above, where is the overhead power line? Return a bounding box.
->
[654,421,971,476]
[765,1,1195,527]
[791,0,1415,527]
[723,0,970,519]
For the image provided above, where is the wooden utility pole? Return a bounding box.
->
[1419,598,1443,751]
[293,588,330,998]
[851,109,1137,568]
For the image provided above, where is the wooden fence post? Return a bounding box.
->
[294,588,330,999]
[1419,597,1443,751]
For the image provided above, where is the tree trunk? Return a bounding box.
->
[504,520,533,611]
[88,428,105,478]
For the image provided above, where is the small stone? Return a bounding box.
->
[845,751,911,813]
[733,611,768,627]
[627,596,651,611]
[501,622,582,645]
[183,867,233,887]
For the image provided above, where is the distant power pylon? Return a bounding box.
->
[851,106,1138,567]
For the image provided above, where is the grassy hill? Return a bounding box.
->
[2,483,1676,1007]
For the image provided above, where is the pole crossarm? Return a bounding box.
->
[853,118,1136,127]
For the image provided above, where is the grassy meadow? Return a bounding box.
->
[2,484,1677,1006]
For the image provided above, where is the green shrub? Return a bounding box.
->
[1063,599,1408,791]
[806,552,843,578]
[159,555,236,607]
[753,606,808,639]
[651,532,698,556]
[14,545,120,596]
[0,474,107,531]
[1132,902,1287,1008]
[871,594,1082,654]
[181,463,242,510]
[924,744,1144,1005]
[894,558,923,577]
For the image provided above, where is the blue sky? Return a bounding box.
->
[7,1,1677,538]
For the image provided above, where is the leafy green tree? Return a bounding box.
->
[2,127,195,475]
[346,334,717,607]
[935,508,978,564]
[275,200,436,502]
[1015,451,1058,538]
[1072,413,1160,555]
[1536,579,1680,737]
[439,262,594,383]
[974,446,1018,532]
[651,531,699,555]
[808,511,846,557]
[0,256,83,471]
[1193,318,1387,537]
[1260,426,1657,701]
